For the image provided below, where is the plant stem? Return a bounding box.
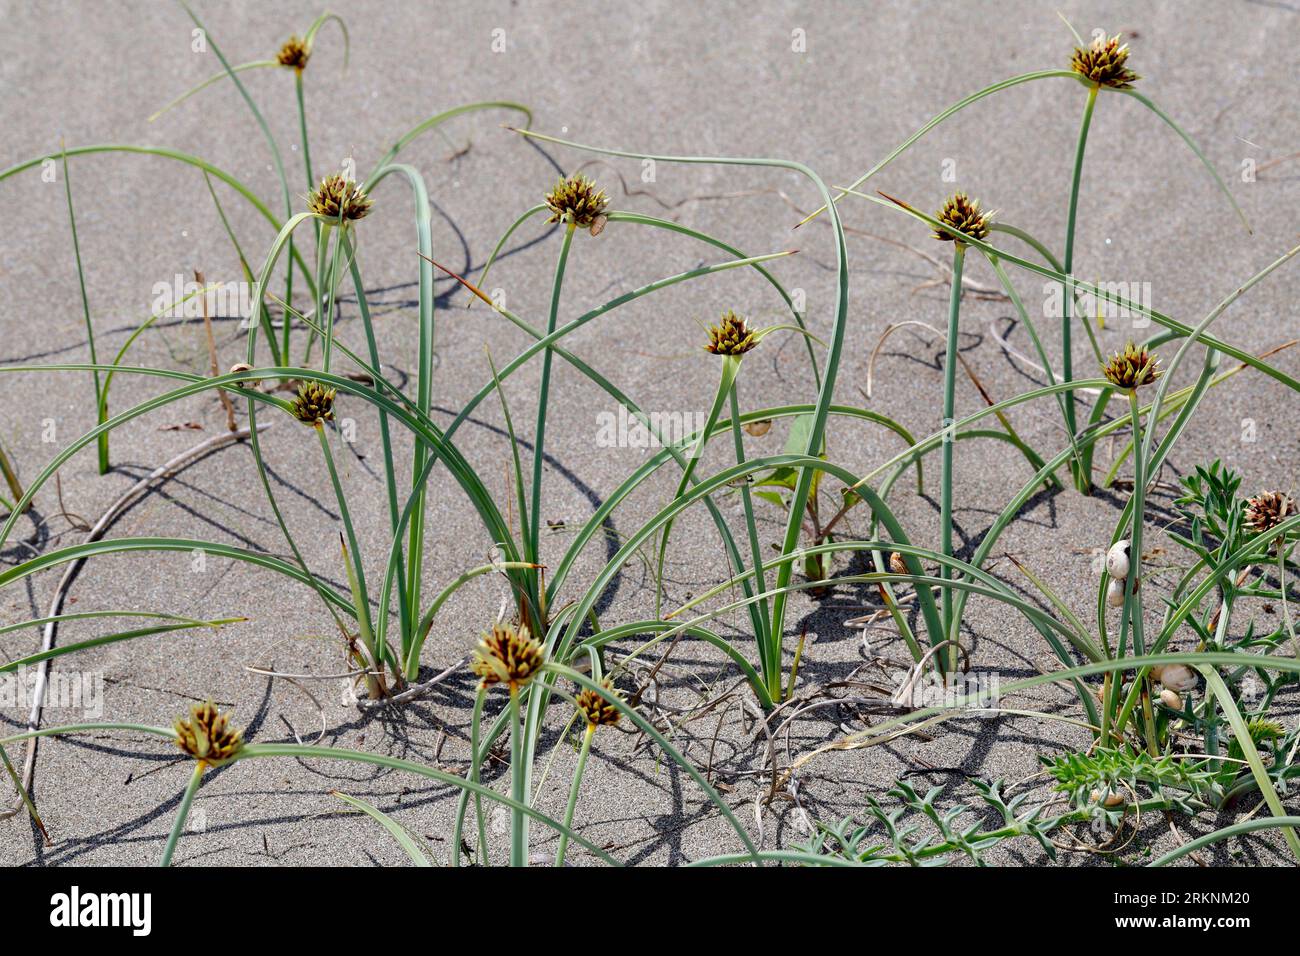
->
[160,762,204,867]
[318,423,380,694]
[287,70,316,363]
[728,380,772,690]
[59,147,105,474]
[940,243,966,671]
[451,686,489,867]
[509,686,526,867]
[341,232,410,653]
[1124,388,1153,751]
[555,723,594,866]
[1061,84,1099,494]
[527,221,576,627]
[0,441,27,513]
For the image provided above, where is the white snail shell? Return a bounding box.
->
[1106,539,1131,579]
[1106,578,1126,607]
[1159,688,1182,710]
[1152,663,1197,693]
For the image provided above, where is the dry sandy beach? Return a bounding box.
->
[1,0,1298,865]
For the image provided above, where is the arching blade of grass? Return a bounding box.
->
[795,70,1078,228]
[1119,88,1250,233]
[0,536,353,614]
[329,790,432,866]
[845,187,1300,393]
[0,609,224,638]
[474,203,548,301]
[0,722,622,866]
[790,649,1300,780]
[0,145,317,300]
[98,283,215,471]
[367,163,438,641]
[58,143,105,474]
[527,219,576,613]
[555,452,943,703]
[303,11,349,61]
[366,102,532,180]
[1,742,48,841]
[982,254,1082,472]
[1150,816,1300,867]
[0,439,26,513]
[1199,667,1300,861]
[0,365,527,613]
[548,663,757,858]
[988,222,1064,272]
[147,60,277,123]
[654,354,739,625]
[1,617,244,673]
[608,212,821,386]
[179,1,297,331]
[1059,84,1099,493]
[403,561,539,680]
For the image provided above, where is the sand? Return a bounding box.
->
[1,0,1298,866]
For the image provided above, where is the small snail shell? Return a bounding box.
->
[1106,578,1126,607]
[1151,663,1197,693]
[1159,688,1182,710]
[1106,539,1131,579]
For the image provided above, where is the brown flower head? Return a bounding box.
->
[291,380,336,425]
[1244,490,1296,539]
[277,35,310,70]
[1070,34,1140,90]
[544,173,609,230]
[470,621,545,691]
[1102,341,1161,390]
[174,700,244,767]
[575,677,623,729]
[704,310,758,356]
[932,192,991,243]
[308,173,373,222]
